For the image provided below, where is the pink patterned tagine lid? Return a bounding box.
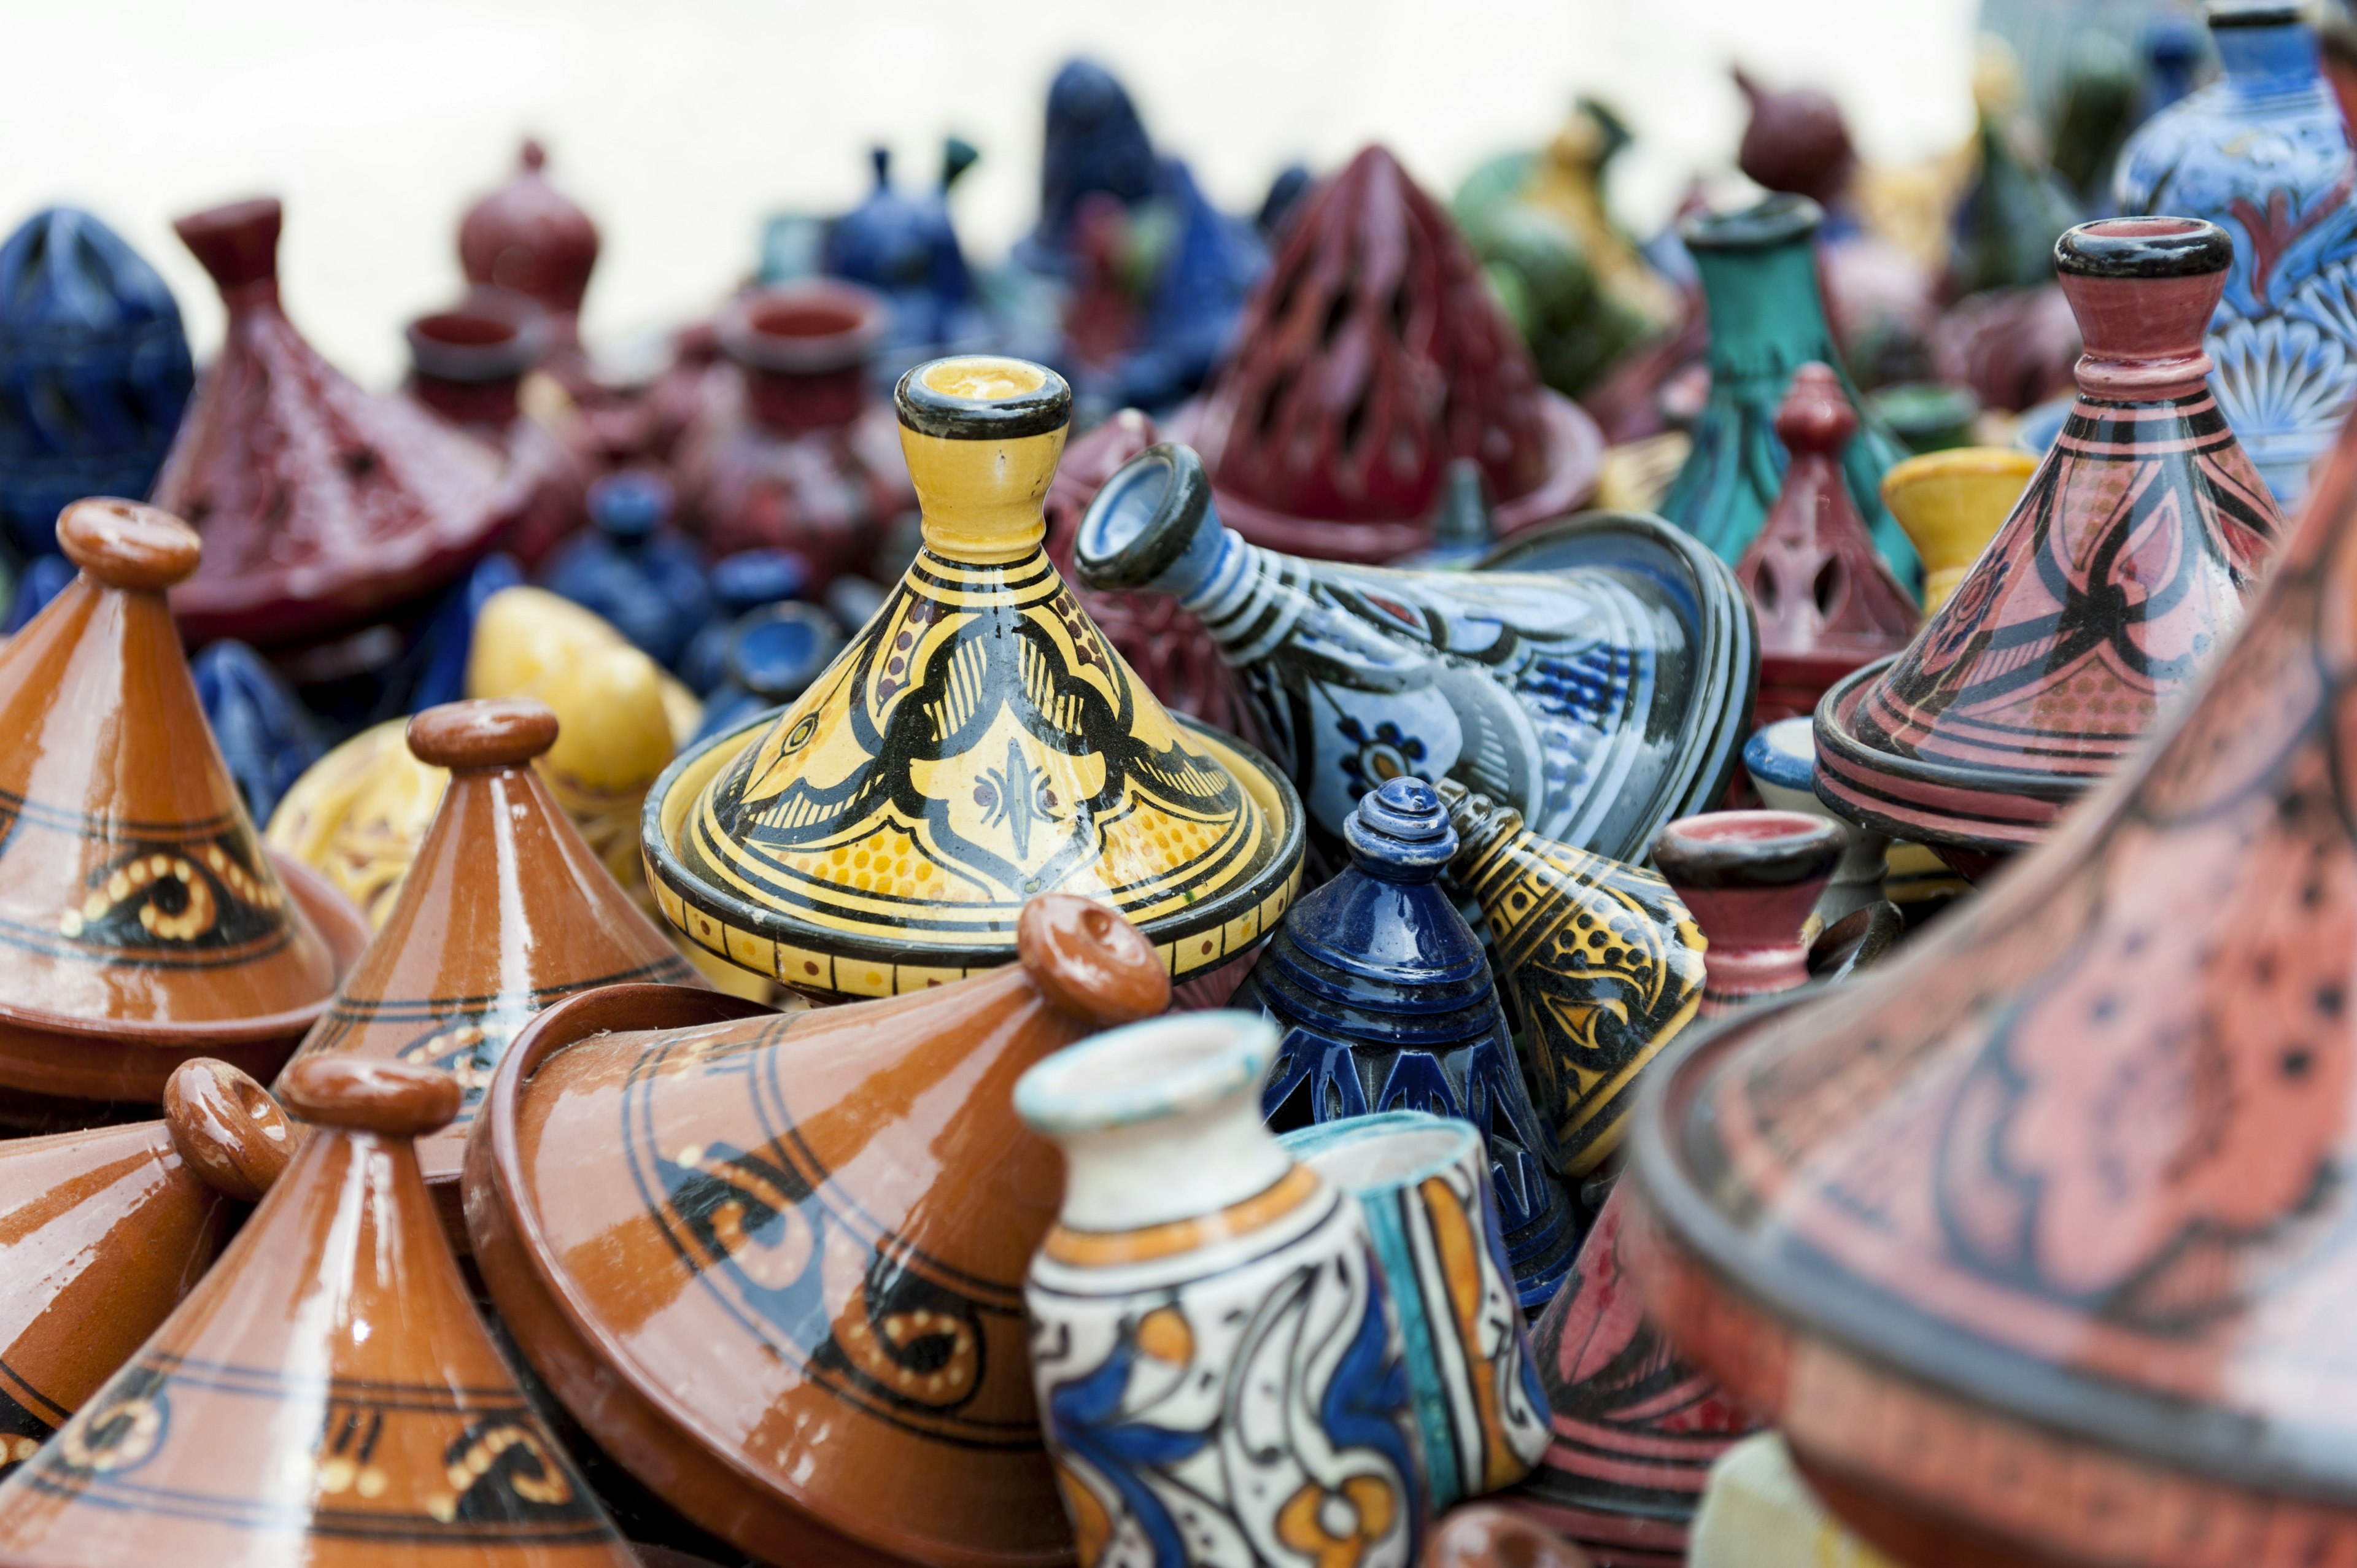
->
[1814,217,2282,878]
[1625,398,2357,1566]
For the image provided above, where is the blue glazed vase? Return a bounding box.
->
[1237,776,1579,1310]
[536,471,714,671]
[0,209,195,558]
[2115,4,2357,504]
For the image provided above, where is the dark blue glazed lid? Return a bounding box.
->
[1344,777,1458,883]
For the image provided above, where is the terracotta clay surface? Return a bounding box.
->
[1653,811,1843,1018]
[463,895,1171,1568]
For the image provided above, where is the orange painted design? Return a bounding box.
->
[1055,1458,1115,1568]
[1275,1473,1399,1568]
[1043,1166,1319,1266]
[1423,1173,1515,1493]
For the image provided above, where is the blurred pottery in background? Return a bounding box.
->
[265,719,451,929]
[1876,445,2037,618]
[1863,381,1979,455]
[686,601,845,746]
[1685,1434,1897,1568]
[813,142,993,371]
[538,472,716,672]
[459,139,602,396]
[191,638,325,824]
[678,547,808,695]
[1652,811,1844,1018]
[1741,718,1886,925]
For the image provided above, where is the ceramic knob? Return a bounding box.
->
[1653,810,1845,1015]
[1772,361,1856,458]
[1428,1502,1596,1568]
[1015,893,1171,1027]
[404,697,559,771]
[1345,776,1457,881]
[279,1055,461,1139]
[55,498,202,591]
[162,1057,296,1203]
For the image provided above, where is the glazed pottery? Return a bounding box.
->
[153,197,517,648]
[1435,780,1703,1180]
[0,1054,633,1565]
[0,207,192,559]
[1865,382,1981,456]
[1876,446,2037,618]
[1740,717,1886,925]
[1734,363,1917,725]
[463,894,1171,1567]
[1652,811,1844,1018]
[1686,1435,1897,1568]
[407,292,590,571]
[1172,145,1602,563]
[1507,1187,1760,1568]
[1239,777,1578,1309]
[459,140,601,393]
[1816,218,2284,877]
[1018,1011,1423,1568]
[0,500,367,1107]
[0,1057,292,1480]
[1929,284,2080,417]
[1280,1111,1551,1508]
[265,719,452,930]
[1076,441,1755,864]
[679,548,809,696]
[687,601,846,746]
[643,356,1305,1001]
[538,472,717,672]
[1658,196,1915,578]
[1430,1504,1596,1568]
[821,143,993,368]
[677,280,917,587]
[281,698,699,1240]
[192,638,325,823]
[1948,74,2083,300]
[2116,2,2357,504]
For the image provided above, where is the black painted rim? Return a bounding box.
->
[1074,442,1212,592]
[893,355,1071,439]
[2055,217,2232,280]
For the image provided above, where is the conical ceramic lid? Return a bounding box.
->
[459,142,599,325]
[1816,218,2282,868]
[0,1056,633,1566]
[283,698,699,1227]
[644,355,1304,1000]
[1628,409,2357,1564]
[462,894,1171,1568]
[153,197,517,648]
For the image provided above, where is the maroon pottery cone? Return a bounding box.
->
[1736,363,1917,724]
[1814,217,2282,879]
[1624,395,2357,1565]
[459,139,600,389]
[1653,811,1844,1017]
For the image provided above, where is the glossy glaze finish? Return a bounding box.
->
[1432,1504,1596,1568]
[0,1056,633,1566]
[1653,811,1843,1017]
[463,895,1170,1568]
[1876,446,2037,618]
[648,357,1304,1000]
[1816,219,2285,873]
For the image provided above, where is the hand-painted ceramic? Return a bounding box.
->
[1740,717,1886,924]
[1652,812,1844,1018]
[819,143,993,370]
[1171,145,1602,564]
[1815,218,2285,877]
[537,472,717,672]
[1625,403,2357,1564]
[265,719,452,929]
[153,198,517,649]
[644,356,1305,1000]
[463,894,1172,1568]
[1736,364,1917,725]
[0,1055,634,1566]
[281,700,700,1242]
[0,501,368,1108]
[1686,1434,1897,1568]
[191,638,325,824]
[1239,778,1578,1308]
[1018,1011,1423,1568]
[1431,1504,1596,1568]
[1876,446,2037,618]
[1436,780,1702,1180]
[0,208,192,559]
[460,140,601,395]
[1507,1186,1760,1568]
[2116,4,2357,505]
[1280,1112,1550,1508]
[0,1057,292,1481]
[1076,442,1755,865]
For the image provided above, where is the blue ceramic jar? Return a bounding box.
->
[536,471,714,671]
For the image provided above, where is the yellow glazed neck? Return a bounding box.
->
[1879,446,2037,617]
[894,355,1074,565]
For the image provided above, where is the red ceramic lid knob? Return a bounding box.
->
[1773,361,1857,457]
[171,196,282,295]
[1655,809,1845,1014]
[279,1056,462,1138]
[56,499,202,591]
[163,1057,296,1203]
[405,697,560,770]
[1015,894,1171,1027]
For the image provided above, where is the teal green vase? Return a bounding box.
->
[1660,195,1916,581]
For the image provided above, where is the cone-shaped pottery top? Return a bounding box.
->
[1627,412,2357,1564]
[0,501,366,1102]
[1178,145,1602,563]
[1878,446,2038,619]
[1815,217,2284,868]
[644,355,1304,1000]
[0,1055,633,1566]
[459,141,600,325]
[153,197,517,647]
[283,698,699,1220]
[462,894,1172,1568]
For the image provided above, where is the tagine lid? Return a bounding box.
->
[644,355,1305,998]
[459,139,600,320]
[153,196,517,647]
[1175,145,1603,562]
[1814,217,2282,856]
[1628,414,2357,1562]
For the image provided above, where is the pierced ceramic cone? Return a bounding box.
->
[1652,811,1844,1018]
[0,1057,293,1481]
[280,698,701,1244]
[463,894,1172,1568]
[0,1056,634,1566]
[0,500,367,1111]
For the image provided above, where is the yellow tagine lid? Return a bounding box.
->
[644,356,1304,999]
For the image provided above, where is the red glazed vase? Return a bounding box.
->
[1173,145,1603,563]
[1652,811,1843,1017]
[459,139,600,396]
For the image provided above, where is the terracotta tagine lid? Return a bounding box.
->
[1736,363,1918,725]
[0,500,367,1105]
[1814,217,2284,878]
[0,1055,634,1565]
[460,140,600,366]
[644,355,1306,1000]
[1175,145,1603,563]
[154,197,519,647]
[1653,811,1845,1017]
[281,698,700,1241]
[0,1057,293,1478]
[462,894,1172,1568]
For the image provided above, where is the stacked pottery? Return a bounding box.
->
[1652,812,1845,1019]
[1816,218,2285,881]
[1877,446,2037,619]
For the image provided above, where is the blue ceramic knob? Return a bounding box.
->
[1237,775,1579,1308]
[819,142,989,364]
[538,471,715,671]
[193,640,323,822]
[679,549,808,695]
[691,602,846,746]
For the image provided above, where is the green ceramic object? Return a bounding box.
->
[1867,380,1982,454]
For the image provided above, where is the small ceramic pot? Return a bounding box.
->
[1019,1012,1425,1568]
[1740,717,1886,925]
[1281,1113,1550,1508]
[1651,811,1844,1017]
